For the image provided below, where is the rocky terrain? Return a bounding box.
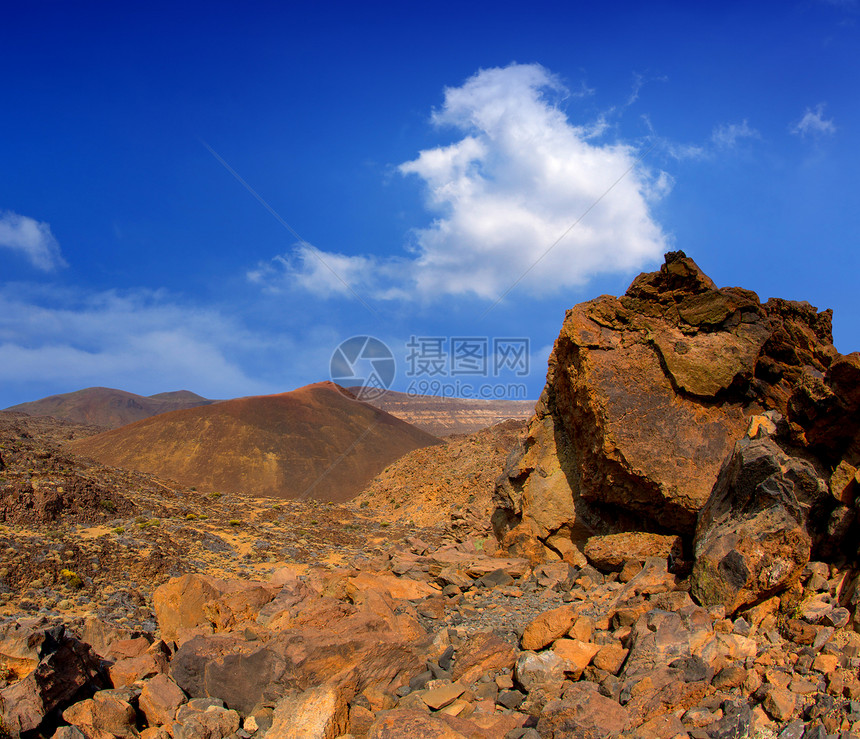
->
[6,389,217,430]
[67,383,441,502]
[1,251,859,739]
[354,420,525,530]
[355,390,535,437]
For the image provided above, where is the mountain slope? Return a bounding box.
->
[6,387,215,428]
[354,388,535,436]
[67,382,440,501]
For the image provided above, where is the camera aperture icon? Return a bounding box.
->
[330,336,395,401]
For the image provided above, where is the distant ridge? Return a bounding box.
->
[353,388,535,436]
[67,381,440,501]
[6,387,216,429]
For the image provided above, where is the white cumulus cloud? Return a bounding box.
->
[0,211,67,271]
[258,63,670,301]
[791,104,836,137]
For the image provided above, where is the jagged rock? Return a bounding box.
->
[514,651,567,693]
[551,639,600,679]
[450,631,516,685]
[168,580,426,715]
[493,252,838,562]
[367,709,467,738]
[171,700,241,739]
[789,351,860,463]
[79,619,137,658]
[520,605,577,651]
[0,623,106,736]
[583,533,683,572]
[691,436,829,614]
[52,727,87,739]
[62,688,138,739]
[536,683,629,738]
[152,574,279,644]
[266,681,352,739]
[139,673,186,727]
[108,640,170,687]
[621,610,692,680]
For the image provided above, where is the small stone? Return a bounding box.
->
[592,644,629,675]
[813,653,839,673]
[521,605,577,651]
[421,682,465,710]
[763,686,797,722]
[713,665,747,690]
[825,607,850,628]
[497,690,525,709]
[776,719,805,739]
[732,617,751,636]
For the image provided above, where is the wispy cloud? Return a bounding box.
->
[711,120,760,149]
[0,287,277,399]
[255,63,669,302]
[0,211,67,271]
[791,104,836,137]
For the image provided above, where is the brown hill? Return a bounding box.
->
[6,386,216,428]
[354,419,525,532]
[354,388,535,436]
[66,382,440,501]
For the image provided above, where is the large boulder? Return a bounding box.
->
[493,251,837,562]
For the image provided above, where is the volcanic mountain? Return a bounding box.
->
[6,386,216,428]
[353,388,535,436]
[66,382,440,501]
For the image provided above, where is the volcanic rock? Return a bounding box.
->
[494,251,838,562]
[0,624,106,736]
[691,436,830,614]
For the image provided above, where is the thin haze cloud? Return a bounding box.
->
[253,63,670,301]
[0,211,67,271]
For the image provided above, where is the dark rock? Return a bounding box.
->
[707,699,751,739]
[0,624,107,736]
[691,436,829,614]
[438,645,454,672]
[777,720,805,739]
[409,670,433,691]
[669,655,711,684]
[497,689,526,709]
[477,568,515,589]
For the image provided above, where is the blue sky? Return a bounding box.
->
[1,1,857,408]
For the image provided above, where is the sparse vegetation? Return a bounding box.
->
[59,569,84,589]
[229,519,241,526]
[112,526,125,534]
[99,499,116,512]
[209,492,222,499]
